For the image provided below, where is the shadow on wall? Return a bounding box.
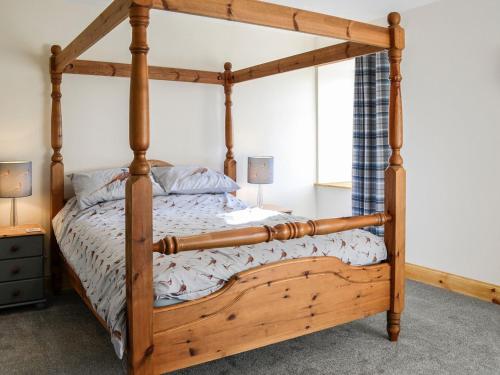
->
[496,46,500,83]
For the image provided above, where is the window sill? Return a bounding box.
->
[314,181,352,190]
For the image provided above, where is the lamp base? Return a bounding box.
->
[10,197,18,227]
[257,185,264,209]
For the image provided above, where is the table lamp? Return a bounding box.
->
[0,161,32,227]
[248,156,273,208]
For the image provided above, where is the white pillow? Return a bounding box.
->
[152,166,239,194]
[70,167,166,210]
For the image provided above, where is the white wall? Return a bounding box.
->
[315,186,351,219]
[402,0,500,285]
[316,0,500,285]
[0,0,319,237]
[317,60,355,183]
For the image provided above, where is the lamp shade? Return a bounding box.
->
[248,156,274,184]
[0,161,32,198]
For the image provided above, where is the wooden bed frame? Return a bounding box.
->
[49,1,405,374]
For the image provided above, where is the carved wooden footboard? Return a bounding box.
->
[152,257,390,374]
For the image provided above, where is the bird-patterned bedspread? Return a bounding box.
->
[53,193,387,358]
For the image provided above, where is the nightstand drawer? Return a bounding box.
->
[0,257,43,282]
[0,279,44,306]
[0,235,43,260]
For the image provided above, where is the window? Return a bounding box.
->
[316,59,355,187]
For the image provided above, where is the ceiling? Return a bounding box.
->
[269,0,440,21]
[69,0,440,22]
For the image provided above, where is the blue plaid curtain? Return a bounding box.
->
[352,51,390,236]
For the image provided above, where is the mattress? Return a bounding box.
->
[53,193,387,357]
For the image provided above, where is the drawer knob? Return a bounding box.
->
[11,266,21,275]
[12,290,22,298]
[10,245,20,253]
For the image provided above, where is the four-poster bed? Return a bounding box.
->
[49,1,405,374]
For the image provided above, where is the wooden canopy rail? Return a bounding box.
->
[49,1,405,374]
[64,60,223,84]
[54,0,132,72]
[233,42,383,83]
[154,213,391,254]
[146,0,391,48]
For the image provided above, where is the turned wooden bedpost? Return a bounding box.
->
[385,12,406,342]
[223,62,237,182]
[126,4,154,375]
[50,45,64,294]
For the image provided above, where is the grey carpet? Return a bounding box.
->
[1,281,498,375]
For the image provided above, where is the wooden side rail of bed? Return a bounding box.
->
[153,213,391,254]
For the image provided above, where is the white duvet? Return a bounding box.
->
[53,193,387,357]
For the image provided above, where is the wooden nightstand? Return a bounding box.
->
[262,204,293,215]
[0,224,46,309]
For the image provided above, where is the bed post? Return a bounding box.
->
[385,12,406,342]
[50,45,64,293]
[126,4,154,375]
[223,62,237,182]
